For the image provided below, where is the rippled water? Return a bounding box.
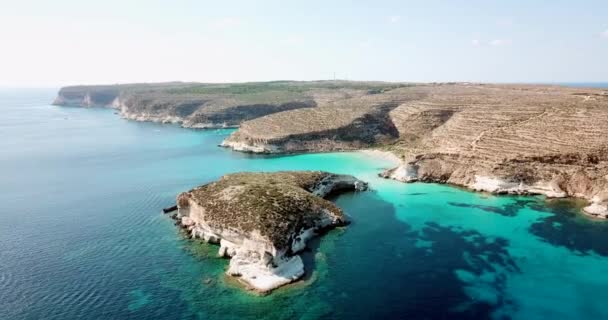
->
[2,89,608,319]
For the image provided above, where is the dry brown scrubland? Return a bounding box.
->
[174,171,367,293]
[54,81,608,217]
[221,83,608,217]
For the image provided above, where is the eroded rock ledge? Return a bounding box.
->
[219,84,608,219]
[381,152,608,219]
[52,81,404,129]
[55,82,608,219]
[173,171,367,294]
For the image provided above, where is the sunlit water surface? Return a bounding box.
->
[1,89,608,319]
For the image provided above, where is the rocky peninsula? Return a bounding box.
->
[54,81,608,218]
[52,81,377,128]
[172,171,367,293]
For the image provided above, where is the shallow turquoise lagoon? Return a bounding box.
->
[1,89,608,319]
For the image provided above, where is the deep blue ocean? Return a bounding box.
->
[2,88,608,319]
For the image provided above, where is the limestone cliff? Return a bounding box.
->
[53,85,120,107]
[173,171,367,293]
[221,83,608,218]
[53,81,404,129]
[54,81,608,218]
[221,86,426,153]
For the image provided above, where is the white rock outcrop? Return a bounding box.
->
[220,140,279,153]
[173,171,367,294]
[583,194,608,219]
[384,161,607,219]
[468,176,567,198]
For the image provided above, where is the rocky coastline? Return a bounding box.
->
[52,82,319,129]
[54,81,608,219]
[380,153,608,219]
[215,84,608,219]
[170,171,367,294]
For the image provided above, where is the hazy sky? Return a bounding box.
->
[1,0,607,86]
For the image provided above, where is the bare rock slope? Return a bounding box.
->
[223,83,608,218]
[54,81,608,217]
[174,171,367,293]
[53,81,406,128]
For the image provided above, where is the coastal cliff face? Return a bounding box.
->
[382,152,608,218]
[53,86,120,107]
[116,93,316,128]
[53,81,403,129]
[221,83,608,218]
[376,85,608,218]
[174,171,367,293]
[221,86,427,153]
[54,81,608,218]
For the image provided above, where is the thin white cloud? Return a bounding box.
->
[388,15,401,24]
[471,39,480,46]
[601,30,608,39]
[489,39,512,46]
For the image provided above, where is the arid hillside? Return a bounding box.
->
[223,84,608,155]
[174,171,367,293]
[220,83,608,217]
[54,81,608,217]
[54,81,409,128]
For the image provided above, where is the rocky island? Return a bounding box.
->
[172,171,367,293]
[54,81,608,218]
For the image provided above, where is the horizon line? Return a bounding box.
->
[2,80,608,89]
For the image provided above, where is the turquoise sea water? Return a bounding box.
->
[2,89,608,319]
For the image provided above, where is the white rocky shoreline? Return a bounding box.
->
[54,87,608,220]
[120,110,238,129]
[220,136,608,220]
[383,161,608,219]
[221,138,605,220]
[170,172,368,294]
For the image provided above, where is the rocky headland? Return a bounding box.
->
[53,81,399,129]
[220,83,608,219]
[54,81,608,218]
[172,171,367,294]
